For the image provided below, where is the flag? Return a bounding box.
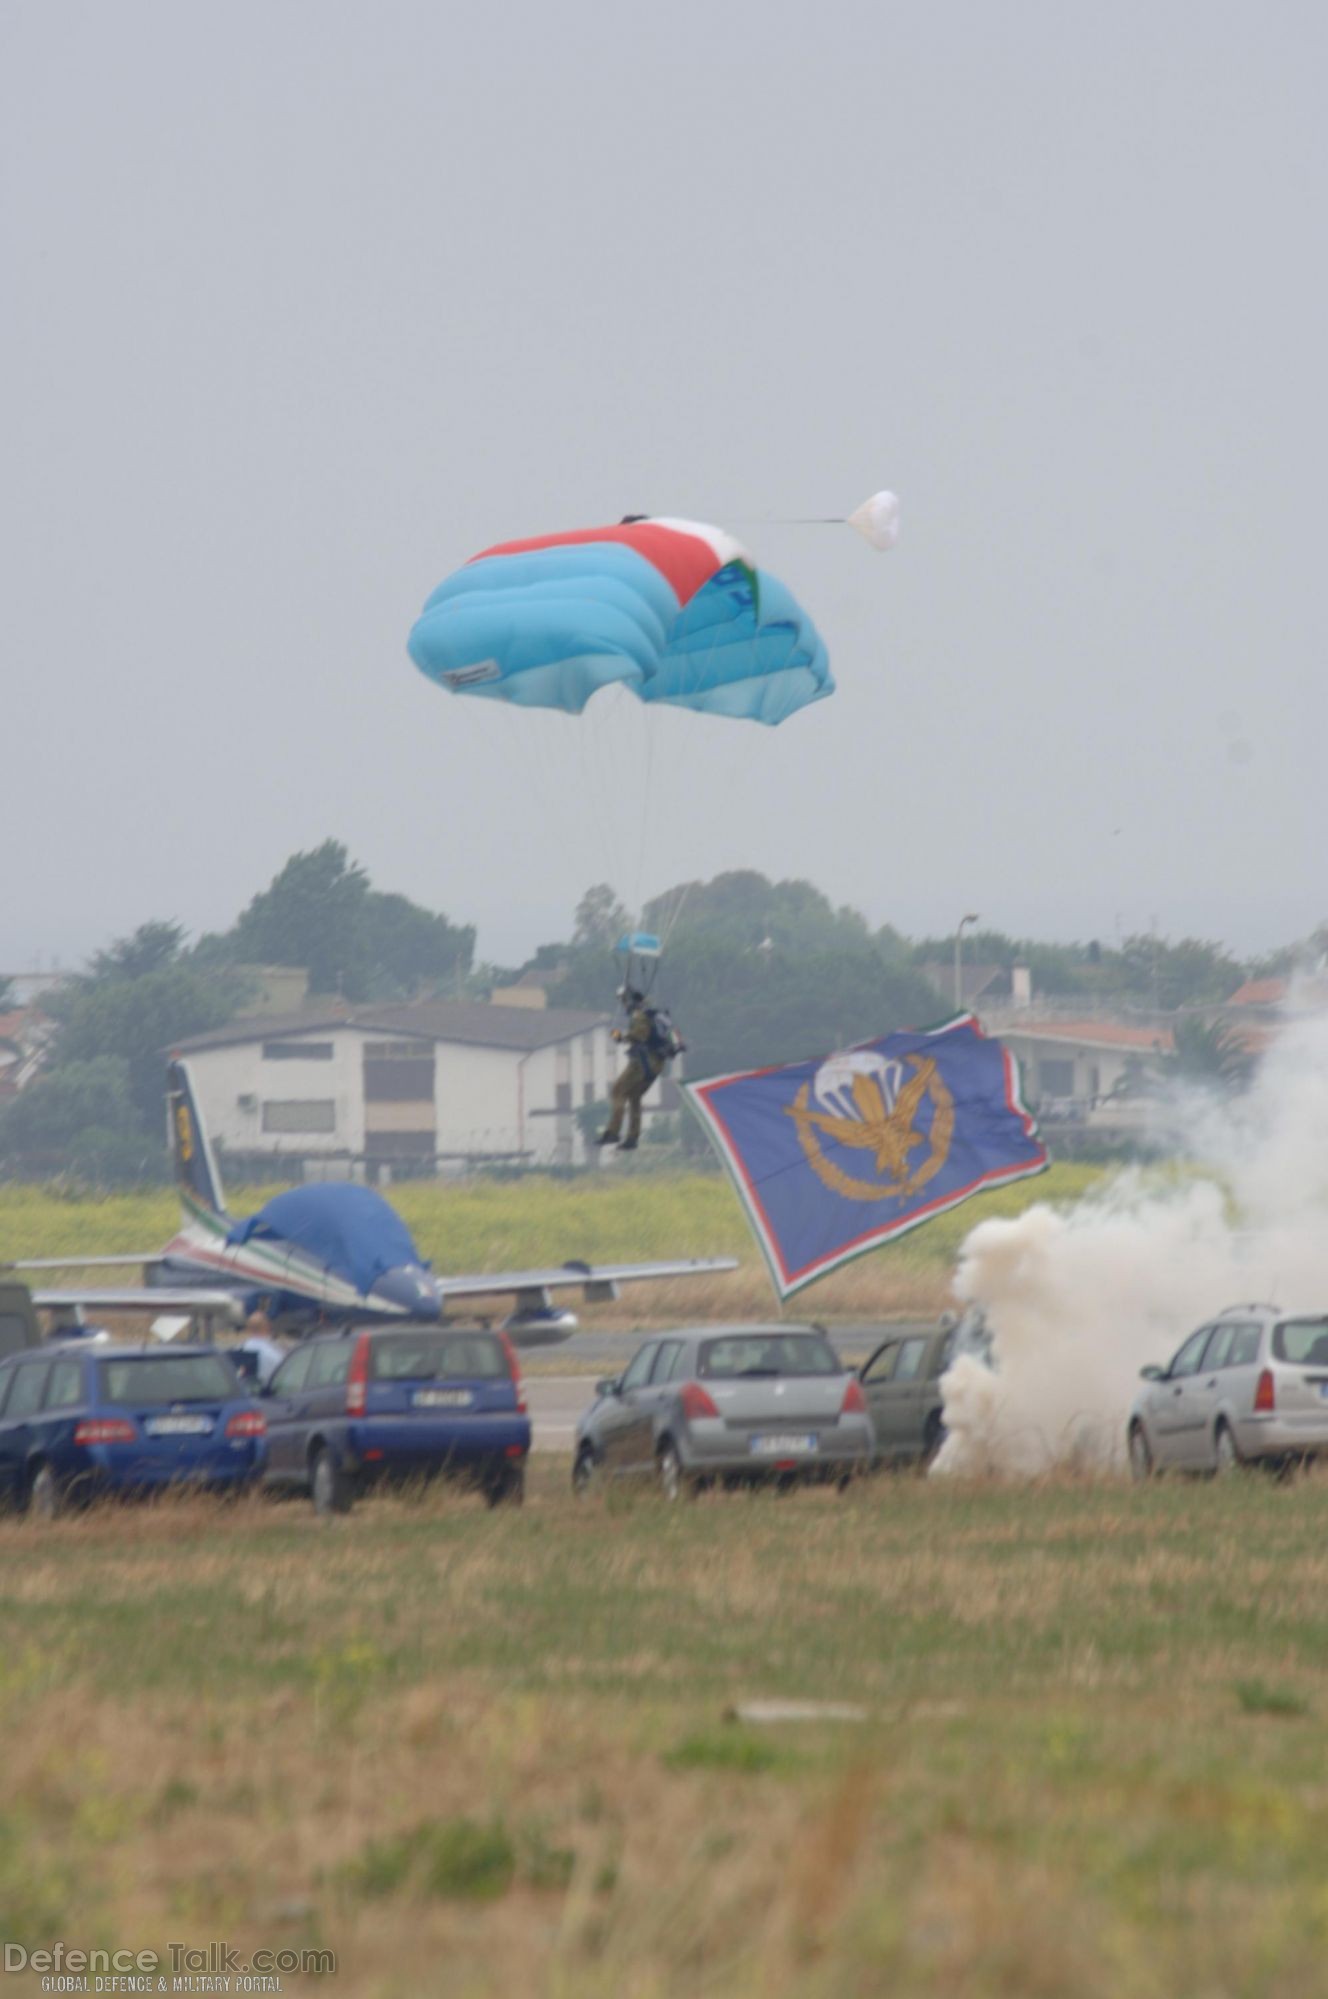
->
[683,1015,1047,1300]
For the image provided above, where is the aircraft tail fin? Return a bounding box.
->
[166,1059,228,1222]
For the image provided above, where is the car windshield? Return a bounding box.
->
[1273,1319,1328,1367]
[370,1332,507,1381]
[698,1334,840,1379]
[99,1354,239,1406]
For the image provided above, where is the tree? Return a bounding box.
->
[0,1056,162,1184]
[359,892,475,999]
[573,884,630,950]
[1166,1017,1255,1093]
[217,841,475,1000]
[51,957,245,1136]
[226,841,371,996]
[88,920,187,982]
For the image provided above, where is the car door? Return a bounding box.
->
[1188,1323,1240,1465]
[0,1364,21,1504]
[1220,1322,1265,1455]
[303,1339,353,1439]
[39,1355,89,1479]
[879,1337,930,1458]
[2,1358,51,1494]
[262,1343,316,1479]
[860,1340,900,1457]
[624,1339,686,1471]
[598,1343,658,1473]
[1150,1327,1214,1466]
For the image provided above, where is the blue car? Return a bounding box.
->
[259,1323,531,1514]
[0,1342,267,1517]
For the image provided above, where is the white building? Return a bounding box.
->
[982,1014,1173,1127]
[171,999,620,1179]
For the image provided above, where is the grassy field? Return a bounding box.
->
[0,1163,1103,1324]
[2,1465,1328,1996]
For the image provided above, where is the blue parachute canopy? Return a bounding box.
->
[228,1185,421,1298]
[616,931,661,960]
[408,516,833,724]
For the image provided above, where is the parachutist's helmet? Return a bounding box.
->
[619,985,644,1007]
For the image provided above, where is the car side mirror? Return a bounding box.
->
[596,1376,620,1398]
[1139,1364,1164,1382]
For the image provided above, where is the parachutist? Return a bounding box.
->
[597,986,684,1151]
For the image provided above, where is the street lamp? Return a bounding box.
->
[954,913,980,1011]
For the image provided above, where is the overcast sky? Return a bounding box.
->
[5,1,1326,971]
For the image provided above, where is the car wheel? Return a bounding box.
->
[1128,1424,1154,1482]
[485,1467,525,1507]
[657,1441,688,1502]
[572,1447,599,1497]
[310,1447,353,1517]
[28,1464,63,1521]
[1213,1421,1242,1477]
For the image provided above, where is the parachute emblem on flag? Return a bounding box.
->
[787,1052,955,1201]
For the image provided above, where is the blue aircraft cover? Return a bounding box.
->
[228,1185,420,1298]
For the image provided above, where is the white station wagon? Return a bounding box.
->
[1127,1305,1328,1476]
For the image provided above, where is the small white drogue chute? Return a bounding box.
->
[847,490,901,551]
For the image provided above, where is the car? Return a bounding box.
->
[571,1324,874,1498]
[1127,1305,1328,1477]
[859,1308,990,1469]
[258,1322,530,1514]
[0,1341,266,1516]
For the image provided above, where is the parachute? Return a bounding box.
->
[406,499,899,1016]
[407,516,834,726]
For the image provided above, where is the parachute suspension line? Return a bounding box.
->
[659,875,696,950]
[632,700,655,935]
[574,707,626,917]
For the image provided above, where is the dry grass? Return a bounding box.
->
[3,1464,1328,1994]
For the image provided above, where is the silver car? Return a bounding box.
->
[1127,1305,1328,1476]
[572,1325,875,1498]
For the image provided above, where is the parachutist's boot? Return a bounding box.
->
[595,1130,618,1146]
[617,1138,638,1151]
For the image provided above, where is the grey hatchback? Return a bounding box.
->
[572,1325,874,1497]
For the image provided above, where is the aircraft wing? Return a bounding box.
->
[31,1288,247,1326]
[11,1255,166,1270]
[436,1257,738,1307]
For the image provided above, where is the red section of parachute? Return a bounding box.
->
[469,522,724,609]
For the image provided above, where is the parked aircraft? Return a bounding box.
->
[11,1061,735,1344]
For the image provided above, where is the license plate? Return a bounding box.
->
[413,1388,472,1409]
[749,1433,817,1456]
[145,1415,212,1436]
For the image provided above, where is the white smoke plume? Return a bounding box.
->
[936,1007,1328,1476]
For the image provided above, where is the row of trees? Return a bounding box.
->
[2,849,1314,1184]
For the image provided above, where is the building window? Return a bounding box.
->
[1037,1059,1075,1098]
[363,1042,435,1102]
[262,1099,336,1134]
[262,1042,334,1061]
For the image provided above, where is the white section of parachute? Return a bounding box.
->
[847,490,901,551]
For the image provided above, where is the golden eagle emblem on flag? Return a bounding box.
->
[786,1050,955,1201]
